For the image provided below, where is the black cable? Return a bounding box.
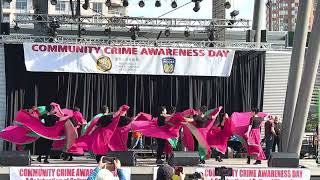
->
[143,1,193,39]
[158,1,192,18]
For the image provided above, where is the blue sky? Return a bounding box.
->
[128,0,255,20]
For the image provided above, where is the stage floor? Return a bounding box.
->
[20,156,319,176]
[0,157,319,180]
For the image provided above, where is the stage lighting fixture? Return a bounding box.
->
[171,0,177,8]
[123,0,129,7]
[224,1,231,9]
[266,0,272,8]
[138,0,145,7]
[230,10,239,18]
[48,19,60,42]
[192,0,202,12]
[104,27,111,36]
[184,28,190,37]
[155,0,161,7]
[82,0,89,10]
[207,27,215,41]
[50,0,57,5]
[130,26,139,40]
[49,19,60,29]
[80,28,87,35]
[164,28,170,37]
[105,0,112,7]
[49,37,56,43]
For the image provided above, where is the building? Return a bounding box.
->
[2,0,128,24]
[266,0,317,31]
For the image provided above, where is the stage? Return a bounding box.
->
[1,156,320,180]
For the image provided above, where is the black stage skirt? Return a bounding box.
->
[35,137,53,155]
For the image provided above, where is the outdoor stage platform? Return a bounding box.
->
[1,156,320,180]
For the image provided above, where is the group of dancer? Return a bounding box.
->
[0,102,268,165]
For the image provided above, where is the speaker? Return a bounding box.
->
[168,152,199,166]
[107,151,136,166]
[268,152,299,168]
[246,30,255,42]
[0,151,30,166]
[1,22,10,35]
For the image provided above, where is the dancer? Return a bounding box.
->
[211,113,229,162]
[62,107,87,161]
[108,111,133,152]
[88,111,113,136]
[245,108,266,165]
[193,106,209,164]
[97,105,110,117]
[67,105,129,163]
[36,105,60,163]
[92,114,114,162]
[81,105,110,136]
[164,106,177,160]
[117,111,132,127]
[156,106,168,164]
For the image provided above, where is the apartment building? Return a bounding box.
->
[2,0,128,24]
[266,0,317,31]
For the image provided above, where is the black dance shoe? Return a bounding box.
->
[68,156,73,161]
[246,156,251,164]
[36,156,41,162]
[216,156,223,162]
[254,160,261,165]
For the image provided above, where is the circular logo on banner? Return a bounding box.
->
[96,56,112,72]
[162,57,176,74]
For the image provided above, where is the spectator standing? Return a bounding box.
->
[272,116,282,152]
[132,131,144,149]
[264,115,276,159]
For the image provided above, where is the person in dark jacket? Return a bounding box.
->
[193,105,208,164]
[156,106,168,164]
[36,105,60,164]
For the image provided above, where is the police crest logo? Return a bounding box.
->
[162,57,176,74]
[96,56,112,72]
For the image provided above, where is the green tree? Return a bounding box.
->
[306,111,318,132]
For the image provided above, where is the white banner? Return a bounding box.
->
[153,167,311,180]
[23,43,235,77]
[195,167,311,180]
[10,166,131,180]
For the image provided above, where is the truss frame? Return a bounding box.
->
[0,35,286,50]
[14,13,251,29]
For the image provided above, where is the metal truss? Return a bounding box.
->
[14,13,250,29]
[0,35,283,50]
